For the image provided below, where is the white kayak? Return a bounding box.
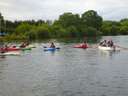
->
[0,51,21,56]
[98,46,120,51]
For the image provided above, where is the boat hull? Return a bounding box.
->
[0,51,21,56]
[73,44,88,49]
[98,46,120,51]
[44,47,60,51]
[0,48,20,52]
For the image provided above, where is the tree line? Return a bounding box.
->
[0,10,128,41]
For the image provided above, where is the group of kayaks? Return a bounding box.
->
[77,45,120,51]
[73,44,120,51]
[43,43,88,51]
[44,43,120,52]
[0,44,36,56]
[0,41,121,56]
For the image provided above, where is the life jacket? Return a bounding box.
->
[81,44,87,48]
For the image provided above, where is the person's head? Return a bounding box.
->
[104,40,106,42]
[83,39,87,43]
[5,45,8,47]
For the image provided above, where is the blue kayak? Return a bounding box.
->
[44,47,60,51]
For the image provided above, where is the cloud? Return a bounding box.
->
[0,0,128,21]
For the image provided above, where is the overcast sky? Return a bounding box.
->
[0,0,128,21]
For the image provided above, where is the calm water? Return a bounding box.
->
[0,36,128,96]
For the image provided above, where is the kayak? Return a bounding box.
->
[98,46,120,51]
[0,47,20,52]
[44,47,60,51]
[73,44,88,49]
[0,47,32,52]
[0,51,21,56]
[21,47,32,51]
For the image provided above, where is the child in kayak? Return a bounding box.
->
[20,41,29,48]
[50,42,56,48]
[99,40,107,46]
[81,40,88,48]
[74,40,88,48]
[107,40,114,47]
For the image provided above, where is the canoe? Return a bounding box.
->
[44,47,60,51]
[0,51,21,56]
[73,44,88,49]
[98,46,120,51]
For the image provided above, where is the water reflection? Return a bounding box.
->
[99,50,120,58]
[0,62,8,80]
[0,55,6,60]
[0,36,128,96]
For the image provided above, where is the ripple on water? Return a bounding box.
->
[44,94,57,96]
[62,90,74,96]
[1,36,128,96]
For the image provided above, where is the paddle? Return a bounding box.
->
[43,46,47,48]
[115,45,128,50]
[43,46,60,49]
[88,44,99,48]
[56,47,60,49]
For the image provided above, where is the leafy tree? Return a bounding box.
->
[81,10,103,30]
[101,21,120,35]
[119,26,128,35]
[35,24,51,39]
[0,13,5,33]
[55,12,81,28]
[120,18,128,26]
[50,24,67,38]
[15,23,32,35]
[66,26,78,37]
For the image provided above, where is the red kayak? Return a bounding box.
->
[0,47,20,52]
[73,44,88,49]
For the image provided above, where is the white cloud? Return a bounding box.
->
[0,0,128,21]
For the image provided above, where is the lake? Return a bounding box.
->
[0,36,128,96]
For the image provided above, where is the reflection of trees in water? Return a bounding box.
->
[99,50,120,58]
[0,55,5,59]
[0,59,8,80]
[56,37,101,44]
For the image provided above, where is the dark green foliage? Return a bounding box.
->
[82,10,103,30]
[101,21,120,35]
[119,19,128,35]
[0,10,128,41]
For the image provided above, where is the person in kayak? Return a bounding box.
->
[99,40,107,46]
[4,44,9,51]
[50,42,56,48]
[20,41,29,48]
[20,42,26,48]
[81,40,88,48]
[107,40,114,47]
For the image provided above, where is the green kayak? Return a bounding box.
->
[21,47,32,51]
